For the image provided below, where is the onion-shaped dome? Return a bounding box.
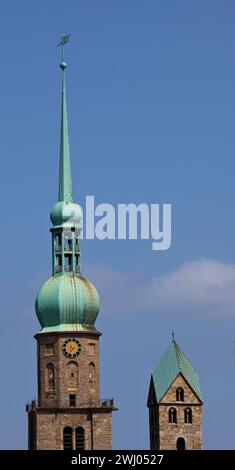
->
[35,274,99,332]
[50,201,82,227]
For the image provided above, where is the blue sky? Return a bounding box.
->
[0,0,235,449]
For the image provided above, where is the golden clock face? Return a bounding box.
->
[62,338,81,358]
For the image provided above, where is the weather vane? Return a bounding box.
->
[57,30,71,62]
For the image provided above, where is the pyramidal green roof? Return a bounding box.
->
[152,340,202,402]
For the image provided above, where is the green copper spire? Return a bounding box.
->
[58,38,73,202]
[35,34,100,334]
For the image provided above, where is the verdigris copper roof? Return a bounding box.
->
[152,340,202,402]
[35,274,100,333]
[35,44,100,334]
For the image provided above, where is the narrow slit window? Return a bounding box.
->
[184,407,192,424]
[89,362,95,384]
[47,363,55,390]
[69,394,76,407]
[67,361,78,389]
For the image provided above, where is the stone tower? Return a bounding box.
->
[26,36,116,450]
[147,339,202,450]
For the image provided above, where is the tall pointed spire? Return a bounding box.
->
[36,32,100,336]
[58,33,73,202]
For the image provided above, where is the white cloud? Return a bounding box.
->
[85,258,235,316]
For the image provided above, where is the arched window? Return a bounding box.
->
[76,427,85,450]
[67,361,78,389]
[169,407,177,424]
[184,407,192,424]
[176,387,184,402]
[47,363,55,390]
[176,437,186,450]
[63,427,73,450]
[89,362,95,384]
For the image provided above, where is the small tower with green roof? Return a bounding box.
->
[147,338,203,450]
[26,34,116,450]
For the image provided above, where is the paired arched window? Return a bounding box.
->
[89,362,95,384]
[169,407,177,424]
[176,437,186,450]
[47,363,55,390]
[176,387,184,402]
[76,427,85,450]
[63,426,85,450]
[63,427,73,450]
[184,407,192,424]
[67,361,78,389]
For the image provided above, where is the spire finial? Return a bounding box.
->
[172,330,175,341]
[57,31,73,203]
[57,30,71,67]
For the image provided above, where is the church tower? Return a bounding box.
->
[147,338,202,450]
[26,36,116,450]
